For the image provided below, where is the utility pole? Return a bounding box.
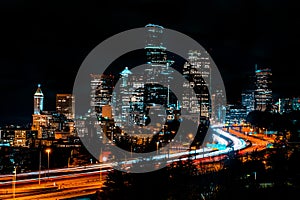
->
[13,166,17,199]
[38,149,41,185]
[100,148,102,183]
[45,149,51,180]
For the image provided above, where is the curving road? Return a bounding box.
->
[0,125,271,199]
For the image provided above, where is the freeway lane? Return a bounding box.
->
[0,164,112,187]
[224,127,272,155]
[0,171,108,200]
[0,126,270,199]
[0,130,233,184]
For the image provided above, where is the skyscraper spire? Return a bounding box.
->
[34,84,44,114]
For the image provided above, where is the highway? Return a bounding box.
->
[0,125,271,199]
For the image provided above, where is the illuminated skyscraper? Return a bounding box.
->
[56,94,75,119]
[33,84,44,115]
[113,67,137,127]
[211,89,226,123]
[182,50,211,119]
[90,74,115,117]
[255,65,272,111]
[145,24,167,66]
[241,89,255,115]
[32,84,47,138]
[144,24,174,84]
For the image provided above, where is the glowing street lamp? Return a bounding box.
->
[38,149,41,185]
[45,149,51,179]
[188,133,193,140]
[156,141,159,155]
[100,150,107,185]
[12,166,17,199]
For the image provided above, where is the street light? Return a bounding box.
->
[100,148,102,183]
[45,149,51,179]
[38,149,41,185]
[156,141,159,155]
[100,148,107,185]
[12,166,17,199]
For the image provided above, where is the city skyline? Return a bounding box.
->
[1,2,300,199]
[0,0,297,125]
[0,60,293,127]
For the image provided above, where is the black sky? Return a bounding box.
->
[0,0,298,126]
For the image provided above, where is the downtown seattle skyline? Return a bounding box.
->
[1,1,300,199]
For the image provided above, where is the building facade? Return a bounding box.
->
[56,94,75,119]
[182,50,211,119]
[90,74,115,116]
[241,89,255,115]
[255,66,272,111]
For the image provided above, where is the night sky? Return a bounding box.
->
[0,0,297,126]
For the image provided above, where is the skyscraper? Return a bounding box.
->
[211,89,226,124]
[241,89,255,115]
[145,24,167,66]
[33,84,44,115]
[182,50,211,119]
[32,84,48,138]
[144,24,174,84]
[90,74,115,116]
[114,66,148,127]
[56,94,75,119]
[255,65,272,111]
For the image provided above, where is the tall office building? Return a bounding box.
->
[182,50,211,119]
[145,24,167,66]
[144,24,174,84]
[112,66,146,130]
[225,104,247,125]
[33,84,44,115]
[211,89,226,124]
[56,94,75,119]
[255,65,272,111]
[241,89,255,115]
[90,74,115,116]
